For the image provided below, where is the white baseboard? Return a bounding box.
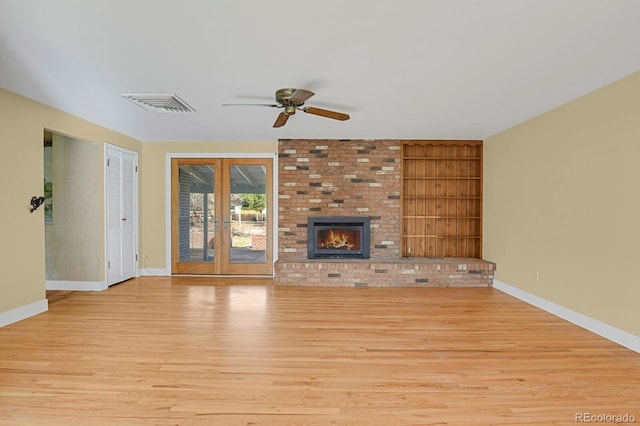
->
[493,279,640,354]
[141,268,171,276]
[46,280,107,291]
[0,299,48,327]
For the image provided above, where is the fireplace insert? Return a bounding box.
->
[307,216,370,259]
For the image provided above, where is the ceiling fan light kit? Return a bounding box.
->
[223,88,350,128]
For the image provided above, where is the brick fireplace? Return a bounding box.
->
[274,139,495,287]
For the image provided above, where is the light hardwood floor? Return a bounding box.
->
[1,276,638,425]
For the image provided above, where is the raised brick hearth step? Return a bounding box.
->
[274,258,495,287]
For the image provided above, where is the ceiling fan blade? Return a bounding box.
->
[302,106,350,121]
[273,112,290,128]
[289,89,315,104]
[222,103,279,107]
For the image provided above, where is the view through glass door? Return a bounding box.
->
[171,158,272,275]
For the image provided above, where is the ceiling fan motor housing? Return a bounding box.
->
[276,88,299,105]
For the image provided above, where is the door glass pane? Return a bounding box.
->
[229,165,267,264]
[178,165,215,262]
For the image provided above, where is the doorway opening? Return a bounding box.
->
[43,132,138,290]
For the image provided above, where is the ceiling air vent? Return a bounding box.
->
[122,94,196,113]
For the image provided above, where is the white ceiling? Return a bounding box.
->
[1,0,639,142]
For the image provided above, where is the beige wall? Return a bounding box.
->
[139,141,277,271]
[0,89,140,314]
[483,72,640,336]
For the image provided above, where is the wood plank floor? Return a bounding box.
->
[1,276,638,425]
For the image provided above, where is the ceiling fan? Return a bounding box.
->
[223,88,350,128]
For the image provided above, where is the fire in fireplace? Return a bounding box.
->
[307,216,370,259]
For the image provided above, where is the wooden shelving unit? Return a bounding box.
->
[402,141,483,258]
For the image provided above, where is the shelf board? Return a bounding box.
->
[403,177,481,180]
[403,216,481,219]
[402,196,481,200]
[403,235,481,239]
[403,157,481,160]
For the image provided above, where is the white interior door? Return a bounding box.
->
[106,145,138,286]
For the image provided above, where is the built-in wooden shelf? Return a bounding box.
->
[402,140,483,258]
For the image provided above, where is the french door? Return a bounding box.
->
[171,157,273,275]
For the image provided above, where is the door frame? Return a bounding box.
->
[104,143,140,285]
[165,152,278,276]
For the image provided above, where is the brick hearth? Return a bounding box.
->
[274,139,495,287]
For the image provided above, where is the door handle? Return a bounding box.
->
[215,217,220,232]
[121,218,127,221]
[223,217,230,232]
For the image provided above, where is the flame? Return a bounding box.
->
[320,229,355,250]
